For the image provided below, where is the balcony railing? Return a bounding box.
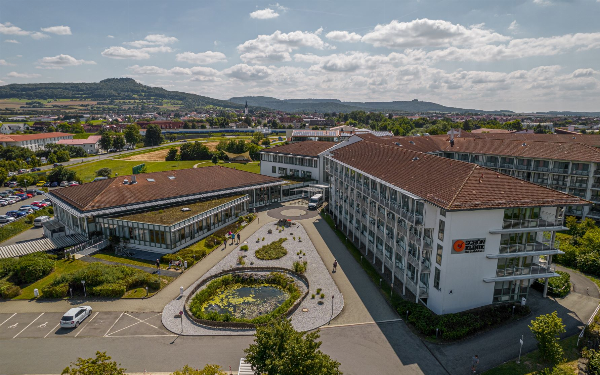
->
[496,263,555,278]
[550,168,569,174]
[591,183,600,190]
[484,162,499,168]
[533,166,549,172]
[571,182,588,188]
[499,241,555,254]
[500,163,515,169]
[423,235,433,250]
[550,180,568,187]
[532,179,549,185]
[571,169,590,176]
[516,165,531,170]
[499,218,563,231]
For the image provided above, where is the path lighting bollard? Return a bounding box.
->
[512,305,515,316]
[379,278,382,287]
[184,261,187,269]
[82,280,86,297]
[329,295,335,325]
[436,328,439,338]
[406,310,409,320]
[69,288,73,298]
[180,286,184,297]
[517,335,524,364]
[145,286,149,297]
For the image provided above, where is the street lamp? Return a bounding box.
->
[82,280,86,297]
[329,295,335,325]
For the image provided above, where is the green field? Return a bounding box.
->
[72,133,92,139]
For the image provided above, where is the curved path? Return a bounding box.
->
[556,264,600,299]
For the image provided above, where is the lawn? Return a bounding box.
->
[483,335,579,375]
[72,133,93,139]
[68,159,260,182]
[15,258,88,299]
[92,251,170,269]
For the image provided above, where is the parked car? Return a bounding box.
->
[31,167,42,172]
[53,163,62,167]
[36,181,46,187]
[6,210,25,218]
[18,208,33,214]
[0,200,8,207]
[50,182,59,187]
[43,182,51,187]
[0,215,15,223]
[8,181,17,188]
[31,201,48,208]
[33,215,50,227]
[7,196,20,203]
[60,181,69,187]
[68,182,79,187]
[60,306,92,329]
[3,182,10,187]
[18,169,27,174]
[15,193,26,200]
[0,191,9,197]
[7,171,16,177]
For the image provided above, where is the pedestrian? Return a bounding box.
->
[333,259,338,273]
[237,233,241,244]
[471,354,479,374]
[156,259,160,270]
[223,240,227,250]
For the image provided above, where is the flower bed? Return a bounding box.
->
[255,238,288,260]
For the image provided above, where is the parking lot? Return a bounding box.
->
[0,311,174,339]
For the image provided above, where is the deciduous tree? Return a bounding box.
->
[61,351,126,375]
[529,311,566,364]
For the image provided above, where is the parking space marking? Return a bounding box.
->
[13,313,43,339]
[75,311,98,337]
[106,313,161,336]
[104,312,124,337]
[108,334,177,338]
[0,313,16,327]
[44,323,60,338]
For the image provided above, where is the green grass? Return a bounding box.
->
[92,251,169,269]
[72,133,93,139]
[112,144,176,159]
[483,335,579,375]
[15,258,88,299]
[123,276,172,298]
[68,160,199,182]
[217,161,260,174]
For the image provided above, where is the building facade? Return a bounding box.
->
[57,135,102,154]
[259,141,336,183]
[0,132,73,151]
[322,137,587,314]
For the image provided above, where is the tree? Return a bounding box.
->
[211,154,218,165]
[144,124,164,147]
[252,131,264,144]
[100,133,113,151]
[17,174,37,188]
[124,123,141,146]
[529,311,566,364]
[0,167,7,185]
[95,168,112,178]
[48,166,78,183]
[261,138,271,146]
[55,150,71,163]
[171,364,226,375]
[244,318,342,375]
[165,147,179,161]
[61,351,126,375]
[112,134,126,150]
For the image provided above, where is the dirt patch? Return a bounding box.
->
[123,148,177,161]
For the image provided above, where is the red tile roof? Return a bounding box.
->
[0,132,73,142]
[260,141,336,157]
[50,166,282,212]
[329,140,587,210]
[56,135,101,145]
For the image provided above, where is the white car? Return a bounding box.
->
[0,215,15,223]
[60,181,69,187]
[60,306,92,328]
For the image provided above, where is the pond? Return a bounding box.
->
[203,285,290,320]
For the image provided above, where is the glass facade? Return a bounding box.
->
[493,279,531,303]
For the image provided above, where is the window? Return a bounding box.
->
[438,219,445,242]
[272,166,276,173]
[436,244,443,266]
[440,208,446,217]
[434,268,441,290]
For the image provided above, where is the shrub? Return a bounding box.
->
[293,261,307,274]
[41,283,69,298]
[255,238,288,260]
[11,253,55,284]
[25,214,35,224]
[584,349,600,374]
[0,281,21,299]
[533,271,571,298]
[311,294,315,299]
[0,257,18,278]
[240,245,249,251]
[316,288,322,294]
[89,283,127,297]
[162,246,208,267]
[238,256,246,266]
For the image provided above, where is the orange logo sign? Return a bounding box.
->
[453,240,466,252]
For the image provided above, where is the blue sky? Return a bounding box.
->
[1,0,600,112]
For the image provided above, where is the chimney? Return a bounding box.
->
[131,175,137,184]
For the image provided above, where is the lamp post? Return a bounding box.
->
[329,295,335,325]
[82,280,86,297]
[517,335,524,364]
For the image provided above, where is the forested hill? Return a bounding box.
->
[0,78,244,109]
[229,96,514,114]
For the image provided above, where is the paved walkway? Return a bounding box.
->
[80,256,181,278]
[556,264,600,298]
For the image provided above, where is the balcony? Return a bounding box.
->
[423,235,433,250]
[550,168,569,174]
[490,218,566,233]
[571,182,588,188]
[516,165,531,171]
[591,183,600,190]
[484,263,557,282]
[533,166,549,172]
[500,163,515,169]
[484,162,499,168]
[572,169,590,176]
[587,210,600,219]
[550,180,568,187]
[532,179,549,185]
[488,241,562,258]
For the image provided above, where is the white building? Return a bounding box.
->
[0,123,29,134]
[0,132,73,151]
[56,135,102,154]
[259,141,336,183]
[322,135,587,314]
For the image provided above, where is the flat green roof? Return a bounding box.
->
[115,195,245,226]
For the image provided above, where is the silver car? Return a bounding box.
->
[60,306,92,328]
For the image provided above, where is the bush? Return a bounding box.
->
[11,253,55,284]
[95,167,112,178]
[0,257,17,278]
[89,283,127,297]
[0,281,21,299]
[240,245,249,251]
[533,271,571,298]
[162,246,208,268]
[293,261,307,274]
[584,348,600,375]
[41,283,69,298]
[256,238,288,260]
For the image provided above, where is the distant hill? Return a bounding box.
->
[0,78,244,110]
[229,96,514,114]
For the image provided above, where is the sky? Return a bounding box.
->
[0,0,600,112]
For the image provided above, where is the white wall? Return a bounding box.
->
[427,209,503,314]
[260,160,320,182]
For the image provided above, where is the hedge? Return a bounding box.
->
[40,283,69,298]
[11,253,55,284]
[89,283,127,298]
[0,281,21,299]
[189,272,301,325]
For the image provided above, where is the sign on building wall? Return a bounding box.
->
[452,238,486,254]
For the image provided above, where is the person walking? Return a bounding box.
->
[223,240,227,250]
[156,259,160,275]
[471,354,479,374]
[333,259,338,273]
[237,233,241,244]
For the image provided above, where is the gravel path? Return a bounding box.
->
[162,222,344,335]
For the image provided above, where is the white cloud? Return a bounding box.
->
[237,30,329,63]
[250,8,280,19]
[138,46,173,54]
[4,39,19,44]
[0,59,14,66]
[38,54,96,67]
[101,47,151,60]
[222,64,272,80]
[6,72,41,78]
[508,20,519,32]
[40,26,71,35]
[361,18,510,48]
[0,22,30,36]
[124,34,178,48]
[107,35,114,38]
[325,31,362,43]
[572,68,597,78]
[176,51,227,64]
[31,32,49,40]
[127,65,220,77]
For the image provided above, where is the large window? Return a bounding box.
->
[438,219,445,242]
[493,280,530,303]
[436,244,443,265]
[433,268,441,290]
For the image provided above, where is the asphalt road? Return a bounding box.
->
[0,311,435,375]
